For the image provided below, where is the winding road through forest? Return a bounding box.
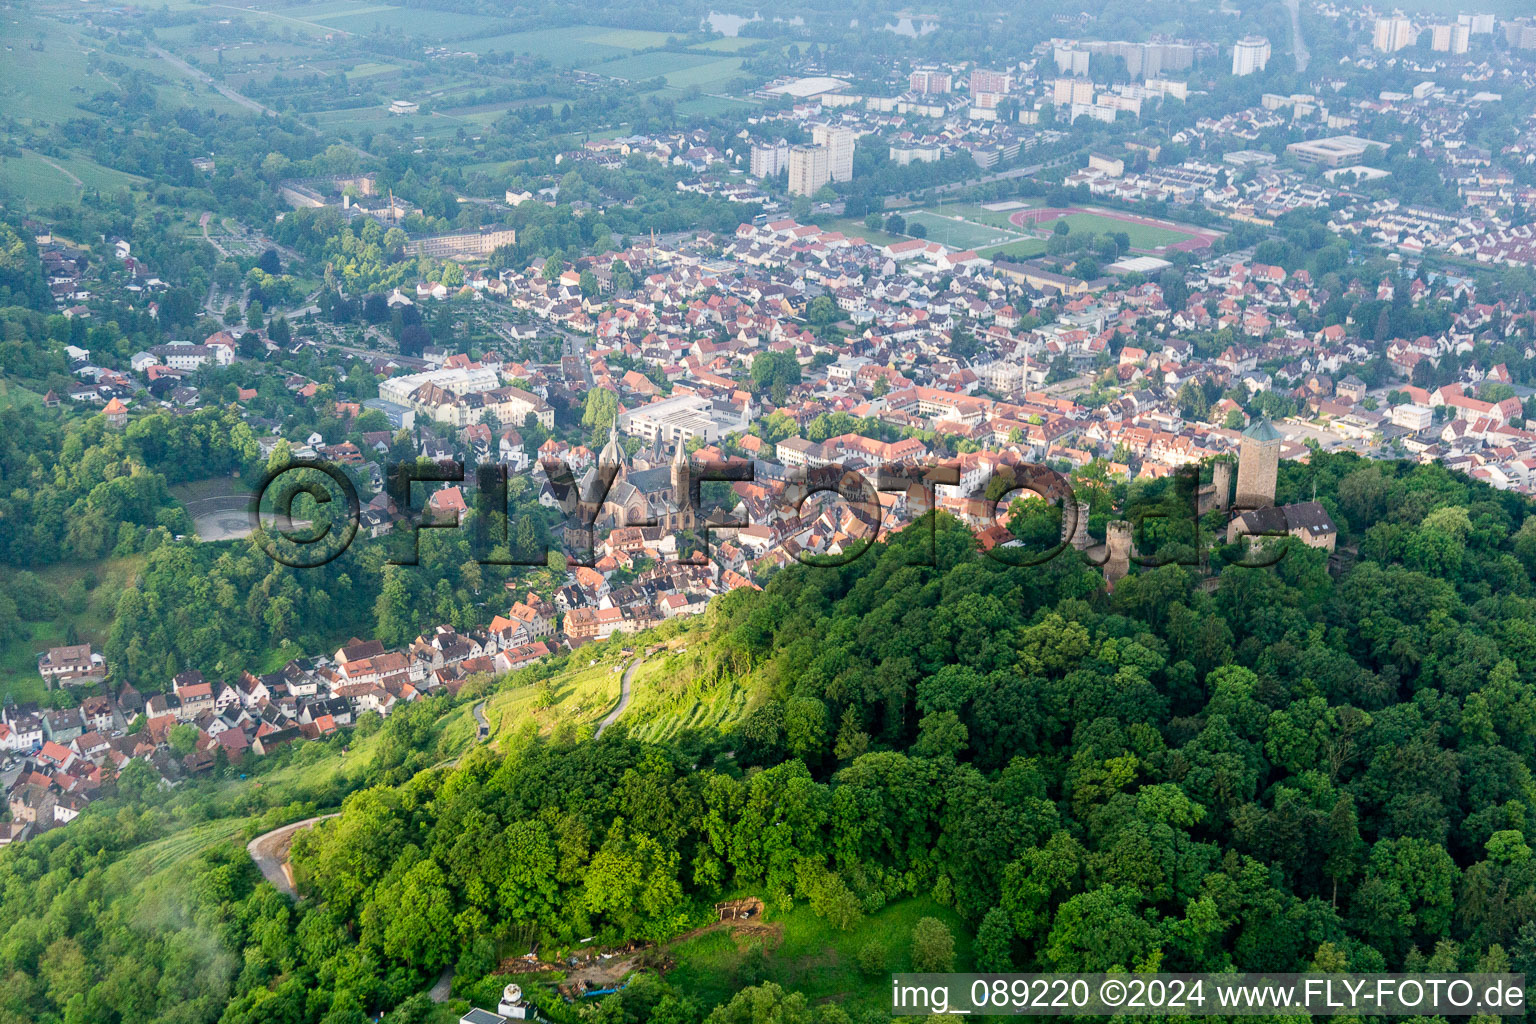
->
[595,654,646,738]
[245,813,339,898]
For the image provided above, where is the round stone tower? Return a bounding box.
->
[1211,458,1233,511]
[1235,417,1281,509]
[1060,500,1092,551]
[1104,519,1134,589]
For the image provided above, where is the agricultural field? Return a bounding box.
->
[313,6,507,39]
[0,151,85,209]
[661,56,745,91]
[312,105,462,141]
[690,35,767,52]
[584,50,716,82]
[674,94,757,118]
[337,59,402,78]
[483,648,632,742]
[622,651,755,743]
[0,382,45,413]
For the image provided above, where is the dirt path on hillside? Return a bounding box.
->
[246,813,338,897]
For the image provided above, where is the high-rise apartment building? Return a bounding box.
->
[788,144,830,196]
[1373,15,1418,52]
[1429,22,1470,52]
[809,124,855,183]
[1053,78,1096,106]
[750,139,789,178]
[1053,46,1090,76]
[908,69,951,94]
[1231,36,1272,76]
[1458,13,1495,35]
[969,69,1013,95]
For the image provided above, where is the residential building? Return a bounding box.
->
[908,69,951,94]
[37,645,107,689]
[788,144,830,196]
[1053,46,1089,76]
[1373,15,1418,52]
[969,69,1013,95]
[1429,23,1470,53]
[750,139,790,178]
[810,124,855,183]
[1232,36,1272,76]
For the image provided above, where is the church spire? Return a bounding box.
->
[600,418,625,469]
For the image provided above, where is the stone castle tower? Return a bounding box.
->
[1235,417,1281,509]
[1104,520,1134,590]
[1211,459,1233,511]
[1061,500,1091,551]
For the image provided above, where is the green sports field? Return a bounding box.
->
[903,209,1031,251]
[1033,211,1192,249]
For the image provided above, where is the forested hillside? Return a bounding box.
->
[5,453,1536,1024]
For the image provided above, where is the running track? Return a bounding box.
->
[1008,206,1222,253]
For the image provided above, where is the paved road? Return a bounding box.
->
[919,157,1072,200]
[473,699,489,739]
[246,813,339,898]
[429,967,454,1003]
[1286,0,1310,72]
[149,44,276,116]
[595,655,645,738]
[564,332,596,387]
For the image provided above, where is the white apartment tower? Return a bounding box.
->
[1429,23,1470,53]
[1232,36,1272,76]
[788,144,830,196]
[1458,13,1495,35]
[750,139,789,178]
[810,124,855,183]
[1373,15,1418,52]
[1053,45,1090,76]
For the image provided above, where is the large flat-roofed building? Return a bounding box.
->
[379,366,500,407]
[1082,40,1193,79]
[1286,135,1388,167]
[379,366,552,430]
[618,392,749,445]
[403,227,517,259]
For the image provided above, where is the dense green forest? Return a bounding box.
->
[5,453,1536,1024]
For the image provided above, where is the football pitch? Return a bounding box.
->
[902,210,1032,251]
